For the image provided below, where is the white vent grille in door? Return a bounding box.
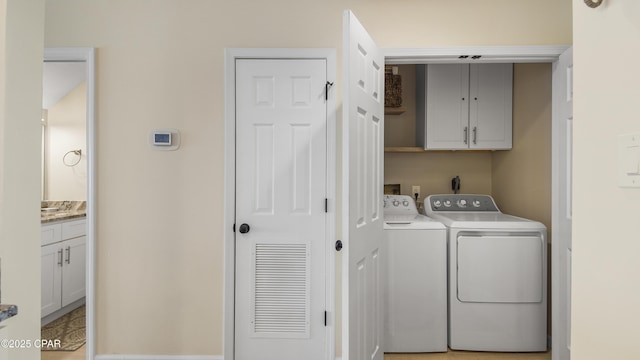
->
[251,243,310,338]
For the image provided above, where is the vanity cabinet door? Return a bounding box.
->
[61,236,86,307]
[41,243,63,318]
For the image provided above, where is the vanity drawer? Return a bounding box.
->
[61,219,86,240]
[41,224,62,246]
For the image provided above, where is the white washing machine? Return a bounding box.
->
[383,195,447,353]
[424,194,547,352]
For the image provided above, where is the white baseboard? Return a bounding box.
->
[95,354,338,360]
[95,353,336,360]
[95,355,222,360]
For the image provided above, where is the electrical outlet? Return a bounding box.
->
[412,186,421,200]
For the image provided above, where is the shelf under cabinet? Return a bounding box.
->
[384,107,406,115]
[384,147,496,153]
[384,147,425,153]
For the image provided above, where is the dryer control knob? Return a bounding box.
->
[457,199,467,208]
[443,200,452,207]
[402,200,409,207]
[392,200,400,207]
[472,200,481,208]
[433,200,442,208]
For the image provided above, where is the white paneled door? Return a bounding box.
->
[552,46,573,360]
[235,59,327,360]
[343,10,385,360]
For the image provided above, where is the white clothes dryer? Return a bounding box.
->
[383,195,447,353]
[424,194,547,352]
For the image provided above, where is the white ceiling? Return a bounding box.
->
[42,62,86,109]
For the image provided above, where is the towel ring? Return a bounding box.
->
[63,149,82,167]
[584,0,604,8]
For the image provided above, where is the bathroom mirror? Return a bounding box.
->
[42,61,87,201]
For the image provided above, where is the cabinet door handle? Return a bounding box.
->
[473,127,477,145]
[463,126,468,144]
[57,249,63,267]
[65,246,71,264]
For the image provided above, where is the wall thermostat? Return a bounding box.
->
[153,131,172,146]
[149,128,180,151]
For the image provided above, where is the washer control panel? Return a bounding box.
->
[426,194,499,212]
[383,195,418,214]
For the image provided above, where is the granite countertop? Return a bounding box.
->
[41,201,86,224]
[0,304,18,323]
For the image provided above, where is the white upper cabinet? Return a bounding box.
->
[417,63,513,150]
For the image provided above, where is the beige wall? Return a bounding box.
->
[573,1,640,358]
[385,152,493,199]
[385,65,417,148]
[45,81,87,201]
[491,63,552,335]
[492,63,552,231]
[42,0,572,356]
[0,1,45,359]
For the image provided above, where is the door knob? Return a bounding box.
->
[239,223,250,234]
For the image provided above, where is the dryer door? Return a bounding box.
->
[457,234,544,303]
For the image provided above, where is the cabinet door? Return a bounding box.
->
[425,64,470,150]
[61,236,86,307]
[469,63,513,149]
[41,244,62,317]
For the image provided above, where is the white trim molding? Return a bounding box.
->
[223,48,337,360]
[384,45,570,64]
[95,356,222,360]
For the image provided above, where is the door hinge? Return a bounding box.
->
[325,81,334,101]
[335,240,343,252]
[324,311,327,326]
[233,223,235,233]
[325,198,328,213]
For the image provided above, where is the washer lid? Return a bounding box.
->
[384,214,446,230]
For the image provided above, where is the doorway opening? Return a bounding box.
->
[378,45,570,358]
[41,48,96,359]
